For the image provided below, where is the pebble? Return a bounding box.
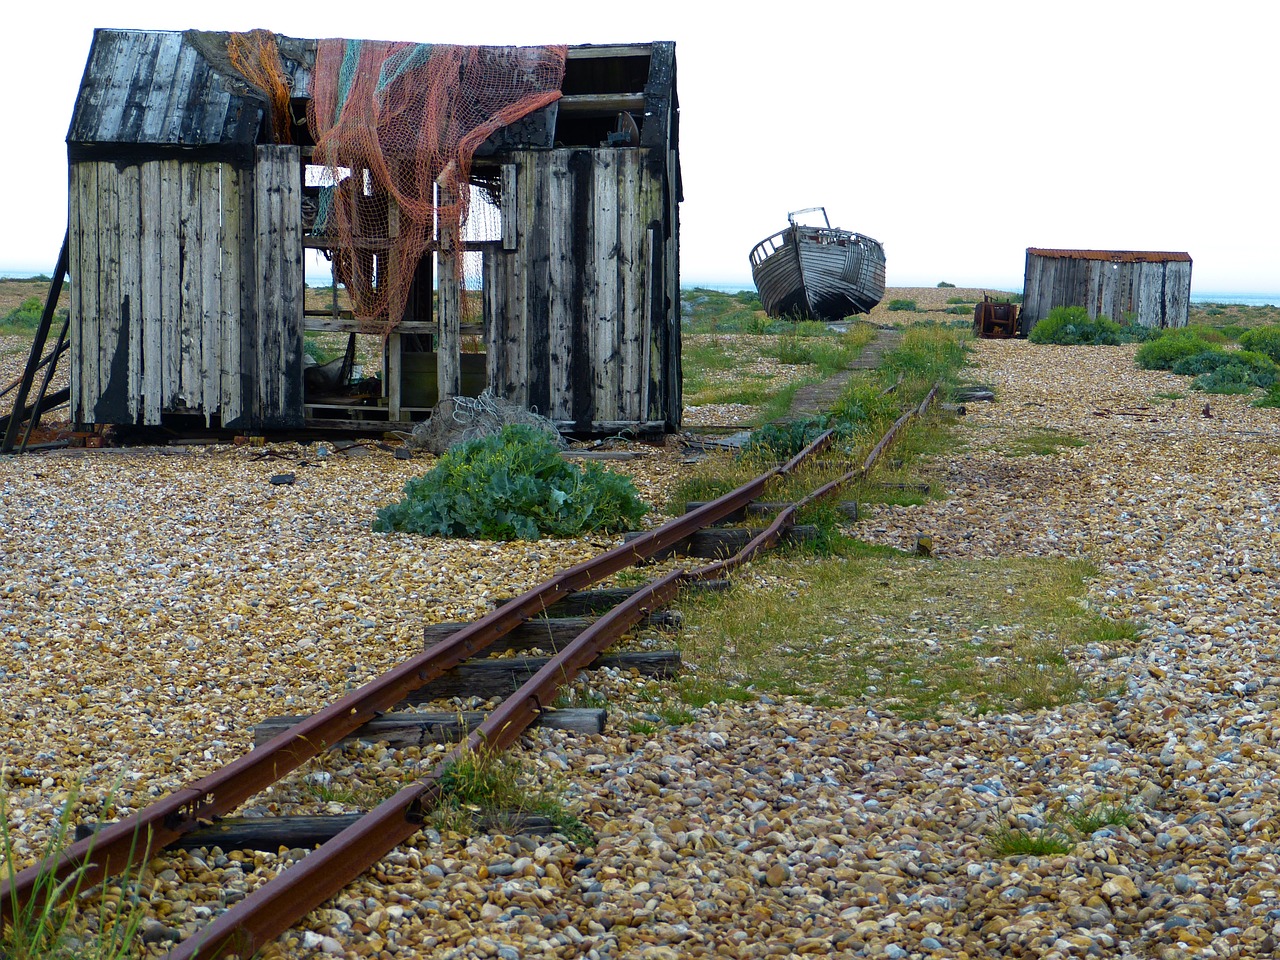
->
[6,339,1280,958]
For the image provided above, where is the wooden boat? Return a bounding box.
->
[749,208,886,321]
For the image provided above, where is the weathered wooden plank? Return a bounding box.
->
[546,151,575,421]
[400,650,680,705]
[177,162,203,410]
[684,501,858,522]
[199,163,223,423]
[592,151,620,421]
[220,164,243,425]
[508,579,731,618]
[622,525,819,561]
[159,160,182,410]
[617,150,642,421]
[79,811,567,852]
[423,611,681,654]
[525,153,551,414]
[277,151,304,423]
[95,162,120,423]
[252,707,607,749]
[67,165,86,423]
[437,186,462,404]
[139,162,163,424]
[501,162,518,252]
[253,147,303,424]
[117,163,143,424]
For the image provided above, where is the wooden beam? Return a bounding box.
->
[567,45,653,60]
[399,650,680,705]
[424,612,680,654]
[79,811,567,852]
[557,94,646,115]
[684,501,859,522]
[252,707,606,749]
[622,525,819,561]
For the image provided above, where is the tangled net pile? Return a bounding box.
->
[308,40,567,334]
[226,30,295,145]
[408,389,565,455]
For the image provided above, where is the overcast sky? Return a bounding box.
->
[1,1,1273,294]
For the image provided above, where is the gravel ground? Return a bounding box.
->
[5,338,1280,958]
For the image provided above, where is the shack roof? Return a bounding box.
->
[67,28,669,155]
[1027,248,1192,263]
[67,29,315,152]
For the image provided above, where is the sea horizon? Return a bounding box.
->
[4,268,1276,308]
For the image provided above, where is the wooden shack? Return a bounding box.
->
[1020,248,1191,335]
[63,29,681,434]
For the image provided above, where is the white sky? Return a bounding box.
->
[1,0,1274,294]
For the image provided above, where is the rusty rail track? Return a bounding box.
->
[2,385,940,959]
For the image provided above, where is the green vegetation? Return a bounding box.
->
[0,296,67,336]
[434,749,592,844]
[1,786,147,960]
[886,298,917,312]
[1005,427,1088,458]
[937,281,956,288]
[984,823,1075,858]
[1253,384,1280,408]
[681,288,781,335]
[945,296,971,305]
[1238,325,1280,363]
[675,552,1140,717]
[373,425,647,540]
[1062,796,1135,835]
[1135,329,1219,370]
[1028,306,1120,346]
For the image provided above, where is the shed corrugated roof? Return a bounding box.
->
[1027,248,1192,263]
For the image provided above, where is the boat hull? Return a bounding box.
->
[749,225,885,321]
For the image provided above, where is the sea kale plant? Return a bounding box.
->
[373,424,647,540]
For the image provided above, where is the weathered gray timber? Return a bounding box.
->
[252,707,606,748]
[423,611,681,653]
[399,650,680,704]
[622,525,820,560]
[749,209,886,321]
[1020,248,1192,333]
[68,150,302,427]
[78,812,564,851]
[60,29,680,436]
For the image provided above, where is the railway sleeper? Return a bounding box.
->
[622,524,819,561]
[683,500,858,523]
[251,707,608,749]
[509,580,731,616]
[77,811,567,852]
[398,649,681,705]
[423,611,682,655]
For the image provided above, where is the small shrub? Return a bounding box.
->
[2,297,59,330]
[1252,384,1280,408]
[1028,306,1120,346]
[887,298,917,312]
[1170,349,1230,376]
[1063,798,1135,835]
[1192,363,1257,394]
[373,424,647,540]
[1239,325,1280,363]
[984,823,1074,858]
[945,296,970,305]
[742,416,829,459]
[1135,329,1217,370]
[936,281,956,288]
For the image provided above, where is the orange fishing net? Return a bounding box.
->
[227,30,294,145]
[308,40,566,333]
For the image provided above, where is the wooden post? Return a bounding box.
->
[437,177,462,402]
[385,196,402,420]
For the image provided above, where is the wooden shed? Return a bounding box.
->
[62,29,682,435]
[1019,248,1191,335]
